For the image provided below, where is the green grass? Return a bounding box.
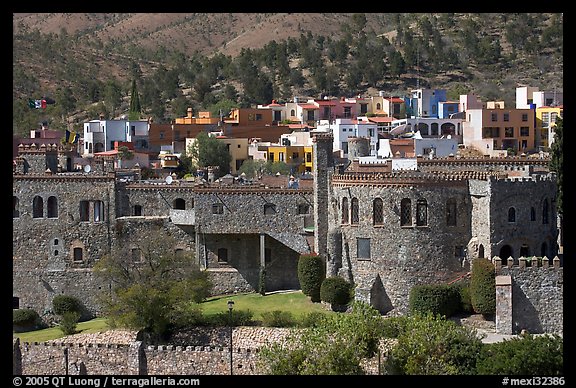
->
[13,317,110,343]
[12,291,331,342]
[201,290,331,320]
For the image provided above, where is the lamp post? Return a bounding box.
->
[227,300,234,375]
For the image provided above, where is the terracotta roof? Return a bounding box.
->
[298,104,319,109]
[384,97,405,103]
[314,100,337,106]
[368,117,394,123]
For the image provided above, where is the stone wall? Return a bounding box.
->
[495,257,563,335]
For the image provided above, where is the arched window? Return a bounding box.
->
[80,200,90,221]
[47,196,58,218]
[446,198,457,226]
[508,207,516,223]
[173,198,186,210]
[33,195,43,218]
[290,109,296,117]
[133,204,143,216]
[218,248,228,263]
[478,244,485,258]
[341,198,349,224]
[499,245,513,265]
[373,198,384,225]
[400,198,412,226]
[264,203,276,215]
[13,196,19,218]
[520,245,530,257]
[376,103,381,110]
[351,198,359,224]
[416,199,428,226]
[542,199,549,224]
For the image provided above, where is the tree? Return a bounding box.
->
[259,301,384,375]
[188,131,232,176]
[549,117,563,215]
[93,234,212,340]
[297,254,325,303]
[128,79,141,120]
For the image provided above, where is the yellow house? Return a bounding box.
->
[175,108,220,125]
[266,144,309,174]
[536,106,563,149]
[185,135,249,174]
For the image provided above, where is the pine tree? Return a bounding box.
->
[549,117,563,215]
[128,79,141,120]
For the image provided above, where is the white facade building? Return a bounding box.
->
[316,118,378,158]
[83,119,148,157]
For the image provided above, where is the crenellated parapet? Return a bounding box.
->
[492,255,562,271]
[332,170,505,186]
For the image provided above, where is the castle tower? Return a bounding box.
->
[312,133,334,260]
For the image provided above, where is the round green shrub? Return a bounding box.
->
[470,258,496,316]
[320,277,352,306]
[13,308,41,332]
[52,295,83,316]
[59,312,81,335]
[408,284,460,318]
[297,254,325,303]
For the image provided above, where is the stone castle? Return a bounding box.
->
[13,135,563,339]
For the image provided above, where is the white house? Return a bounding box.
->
[83,118,148,157]
[316,117,378,158]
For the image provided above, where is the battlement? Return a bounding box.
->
[332,170,503,186]
[492,255,562,270]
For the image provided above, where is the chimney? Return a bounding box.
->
[187,107,193,118]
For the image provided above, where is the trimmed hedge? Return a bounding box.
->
[470,258,496,316]
[261,310,297,327]
[52,295,83,316]
[13,308,42,332]
[297,254,325,303]
[408,284,460,318]
[320,277,352,306]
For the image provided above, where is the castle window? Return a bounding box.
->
[13,196,19,218]
[508,207,516,223]
[540,242,548,258]
[400,198,412,226]
[446,198,457,226]
[47,196,58,218]
[265,248,272,264]
[520,245,530,257]
[54,239,59,245]
[416,199,428,226]
[173,198,186,210]
[341,198,349,224]
[298,204,310,215]
[357,238,371,259]
[478,244,485,258]
[80,201,90,221]
[264,203,276,215]
[73,247,83,262]
[530,207,536,221]
[542,199,549,224]
[212,203,224,215]
[217,248,228,263]
[373,198,384,225]
[351,198,359,225]
[133,204,142,216]
[94,201,104,222]
[131,248,141,262]
[33,195,44,218]
[13,297,19,309]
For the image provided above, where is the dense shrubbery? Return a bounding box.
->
[470,258,496,316]
[476,334,563,375]
[297,254,325,303]
[205,309,255,327]
[408,284,461,318]
[261,310,297,327]
[320,277,352,308]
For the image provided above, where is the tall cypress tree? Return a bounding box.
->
[549,116,563,215]
[128,79,141,120]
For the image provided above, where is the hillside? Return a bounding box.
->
[12,13,563,136]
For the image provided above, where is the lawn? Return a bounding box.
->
[201,290,331,320]
[13,291,331,342]
[13,317,110,343]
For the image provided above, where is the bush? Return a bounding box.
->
[380,316,411,338]
[297,254,325,303]
[476,334,563,375]
[261,310,296,327]
[299,311,327,328]
[13,308,42,332]
[52,295,83,316]
[470,258,496,317]
[320,277,352,307]
[59,312,81,335]
[453,281,473,313]
[206,309,255,326]
[409,284,460,318]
